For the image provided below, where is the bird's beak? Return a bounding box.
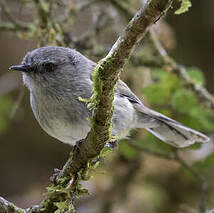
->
[9,64,29,72]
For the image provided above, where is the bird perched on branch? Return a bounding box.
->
[10,46,209,148]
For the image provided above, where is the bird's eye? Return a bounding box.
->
[42,62,57,72]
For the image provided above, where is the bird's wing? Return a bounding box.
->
[116,80,142,104]
[87,58,141,104]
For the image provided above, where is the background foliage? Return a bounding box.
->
[0,0,214,212]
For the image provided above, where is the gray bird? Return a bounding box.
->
[10,46,209,148]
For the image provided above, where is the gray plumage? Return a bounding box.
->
[10,46,210,147]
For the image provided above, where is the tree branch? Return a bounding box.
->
[109,0,214,110]
[0,0,30,31]
[63,0,173,176]
[0,0,173,212]
[130,142,212,213]
[0,197,24,213]
[130,142,204,181]
[150,28,214,110]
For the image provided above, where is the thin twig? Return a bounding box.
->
[131,142,210,212]
[130,142,203,181]
[0,0,30,31]
[32,0,50,29]
[199,181,208,213]
[150,28,214,110]
[199,169,214,213]
[110,1,214,110]
[174,151,204,181]
[130,143,176,160]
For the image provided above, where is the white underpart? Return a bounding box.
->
[30,92,138,146]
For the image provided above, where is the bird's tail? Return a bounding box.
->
[135,105,210,148]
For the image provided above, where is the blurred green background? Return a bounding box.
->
[0,0,214,212]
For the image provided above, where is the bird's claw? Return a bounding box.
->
[105,140,119,150]
[50,168,61,184]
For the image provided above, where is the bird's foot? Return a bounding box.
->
[105,140,119,150]
[75,139,85,149]
[50,168,61,184]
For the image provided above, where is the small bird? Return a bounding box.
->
[10,46,209,148]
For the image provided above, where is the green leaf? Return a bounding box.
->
[142,69,180,105]
[171,88,197,114]
[142,84,170,105]
[189,108,214,131]
[143,68,214,134]
[100,146,113,157]
[171,88,214,131]
[175,0,192,15]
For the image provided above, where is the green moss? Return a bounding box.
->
[175,0,192,15]
[90,56,117,142]
[100,146,113,157]
[90,62,104,104]
[7,203,25,213]
[54,201,68,213]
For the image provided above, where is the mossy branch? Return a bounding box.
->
[0,0,172,212]
[58,0,173,175]
[110,0,214,111]
[0,197,25,213]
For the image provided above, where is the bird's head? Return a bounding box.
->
[10,46,93,91]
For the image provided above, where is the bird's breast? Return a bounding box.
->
[30,92,91,145]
